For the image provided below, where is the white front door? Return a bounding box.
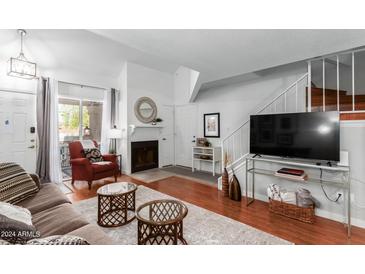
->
[0,90,37,172]
[160,105,174,167]
[174,104,197,167]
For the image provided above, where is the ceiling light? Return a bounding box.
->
[7,29,37,79]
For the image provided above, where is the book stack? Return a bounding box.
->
[275,168,307,181]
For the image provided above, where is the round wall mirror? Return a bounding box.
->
[134,97,157,123]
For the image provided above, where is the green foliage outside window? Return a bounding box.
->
[59,104,90,129]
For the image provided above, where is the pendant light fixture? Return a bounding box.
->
[7,29,37,79]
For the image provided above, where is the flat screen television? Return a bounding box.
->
[250,111,340,162]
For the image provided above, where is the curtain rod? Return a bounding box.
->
[58,80,119,92]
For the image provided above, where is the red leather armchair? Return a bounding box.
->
[69,140,119,189]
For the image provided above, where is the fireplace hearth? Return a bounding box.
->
[131,140,159,173]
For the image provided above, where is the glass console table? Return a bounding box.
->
[245,155,351,237]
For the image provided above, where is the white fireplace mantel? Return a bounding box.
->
[129,124,164,135]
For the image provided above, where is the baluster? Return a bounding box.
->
[232,137,235,162]
[337,55,340,111]
[232,135,236,162]
[351,53,355,111]
[323,58,326,112]
[247,124,249,154]
[222,141,225,172]
[243,126,246,154]
[239,128,242,158]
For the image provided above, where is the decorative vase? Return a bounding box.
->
[222,168,229,197]
[229,173,242,201]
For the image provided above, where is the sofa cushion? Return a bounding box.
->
[32,203,89,237]
[91,162,117,173]
[17,184,70,214]
[0,162,39,204]
[67,224,114,245]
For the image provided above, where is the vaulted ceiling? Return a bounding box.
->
[1,29,365,88]
[91,29,365,83]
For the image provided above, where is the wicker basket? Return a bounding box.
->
[268,198,315,224]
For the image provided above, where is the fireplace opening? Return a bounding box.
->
[131,140,159,173]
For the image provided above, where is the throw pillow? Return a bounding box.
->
[83,148,104,163]
[0,162,39,204]
[0,201,39,244]
[0,214,39,244]
[0,201,33,225]
[27,235,89,245]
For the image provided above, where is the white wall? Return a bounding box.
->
[341,121,365,226]
[127,63,174,127]
[174,66,192,105]
[173,66,201,105]
[119,62,174,174]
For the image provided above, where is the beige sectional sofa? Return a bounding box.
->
[17,174,113,245]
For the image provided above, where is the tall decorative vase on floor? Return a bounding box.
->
[222,152,230,197]
[222,168,229,197]
[229,170,242,201]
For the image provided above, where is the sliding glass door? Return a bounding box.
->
[59,98,81,143]
[58,97,103,180]
[81,100,103,142]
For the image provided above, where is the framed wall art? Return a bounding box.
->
[204,112,220,138]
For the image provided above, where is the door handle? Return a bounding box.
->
[192,140,196,143]
[28,145,35,149]
[162,138,166,140]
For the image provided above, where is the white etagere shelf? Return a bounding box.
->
[192,146,221,176]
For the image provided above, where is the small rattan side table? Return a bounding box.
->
[97,182,137,227]
[136,199,188,245]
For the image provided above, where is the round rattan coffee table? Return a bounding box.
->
[136,199,188,245]
[97,182,137,227]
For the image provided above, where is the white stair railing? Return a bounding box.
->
[221,73,309,170]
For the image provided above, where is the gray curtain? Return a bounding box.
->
[110,88,116,127]
[36,77,51,183]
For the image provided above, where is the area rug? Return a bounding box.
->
[73,185,292,245]
[129,168,174,183]
[130,166,219,186]
[162,166,219,185]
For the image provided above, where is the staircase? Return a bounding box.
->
[309,87,365,111]
[217,52,365,228]
[220,73,309,178]
[219,68,364,187]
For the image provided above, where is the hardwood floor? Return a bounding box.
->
[66,175,365,245]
